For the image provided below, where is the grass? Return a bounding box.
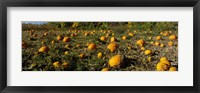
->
[22,22,178,71]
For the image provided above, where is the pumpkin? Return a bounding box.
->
[64,51,69,55]
[150,41,154,45]
[42,40,45,44]
[53,61,60,68]
[109,55,122,67]
[106,34,110,37]
[84,33,89,36]
[128,33,134,37]
[136,39,145,47]
[39,46,49,53]
[160,44,164,47]
[169,67,177,71]
[156,62,170,71]
[101,68,109,71]
[160,57,168,62]
[156,57,171,71]
[169,35,177,40]
[154,42,160,46]
[112,33,115,36]
[57,35,63,41]
[110,37,116,42]
[148,57,151,62]
[160,57,171,66]
[100,36,106,41]
[107,42,117,52]
[76,44,80,48]
[144,50,152,55]
[88,43,96,50]
[122,36,127,40]
[62,62,69,69]
[63,37,70,42]
[155,36,161,40]
[79,53,85,59]
[163,31,169,36]
[168,41,173,46]
[97,52,103,59]
[149,37,152,40]
[43,32,48,36]
[51,40,55,44]
[127,46,131,50]
[141,47,145,51]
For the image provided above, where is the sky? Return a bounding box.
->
[22,21,48,24]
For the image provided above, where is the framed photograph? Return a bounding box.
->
[0,0,199,93]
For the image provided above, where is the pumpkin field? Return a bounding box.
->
[22,22,178,71]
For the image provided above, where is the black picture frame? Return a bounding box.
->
[0,0,200,93]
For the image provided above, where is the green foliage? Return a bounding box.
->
[22,22,178,71]
[23,22,178,32]
[112,25,127,35]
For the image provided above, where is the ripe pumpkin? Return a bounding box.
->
[64,51,69,55]
[63,37,70,42]
[122,36,127,40]
[38,46,49,53]
[148,57,151,62]
[169,35,177,40]
[156,62,170,71]
[156,57,171,71]
[128,33,134,37]
[160,57,168,62]
[110,37,116,42]
[161,60,171,66]
[136,39,145,47]
[168,41,173,46]
[156,36,161,40]
[163,31,169,36]
[169,67,177,71]
[150,41,154,45]
[100,36,106,41]
[51,40,55,44]
[76,44,80,48]
[160,57,171,66]
[84,33,89,36]
[62,62,69,69]
[141,47,145,51]
[144,50,152,55]
[106,34,110,37]
[43,32,48,36]
[160,44,164,47]
[127,46,131,50]
[149,37,152,40]
[57,35,63,41]
[112,33,115,36]
[65,44,70,49]
[42,40,46,44]
[154,42,160,46]
[79,53,85,59]
[88,43,96,50]
[107,42,117,52]
[53,61,60,68]
[109,55,122,67]
[97,52,103,59]
[101,68,109,71]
